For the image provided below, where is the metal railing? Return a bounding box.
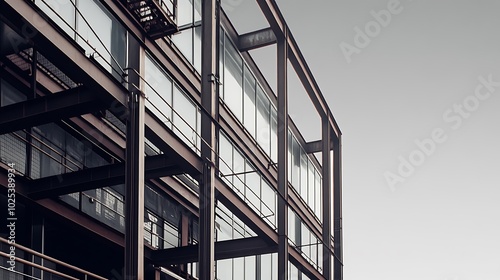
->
[0,237,107,280]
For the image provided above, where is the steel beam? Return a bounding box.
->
[124,91,145,280]
[27,154,181,199]
[277,30,289,280]
[333,137,343,280]
[199,0,218,279]
[322,117,332,279]
[304,139,334,154]
[0,87,105,135]
[238,28,277,52]
[151,237,277,265]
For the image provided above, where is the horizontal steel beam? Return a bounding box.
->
[0,87,105,135]
[28,154,181,199]
[304,139,334,154]
[238,28,277,52]
[151,237,277,265]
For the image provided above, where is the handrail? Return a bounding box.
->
[0,237,107,280]
[0,251,78,280]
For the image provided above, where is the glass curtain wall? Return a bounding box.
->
[216,253,278,280]
[172,0,202,72]
[144,54,201,153]
[219,132,277,229]
[219,30,278,164]
[288,131,323,222]
[288,208,323,272]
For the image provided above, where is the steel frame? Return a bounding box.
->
[0,0,342,279]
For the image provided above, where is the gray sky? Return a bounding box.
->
[223,0,500,279]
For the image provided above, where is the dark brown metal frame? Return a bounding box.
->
[0,0,342,279]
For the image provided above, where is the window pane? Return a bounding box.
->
[173,86,197,149]
[172,28,193,64]
[300,148,309,203]
[243,66,256,137]
[245,162,261,212]
[233,148,245,196]
[270,107,278,163]
[145,56,173,127]
[217,259,233,280]
[77,0,126,78]
[245,256,256,280]
[219,133,233,180]
[194,26,202,72]
[261,179,275,226]
[260,254,272,280]
[256,86,270,155]
[177,0,193,26]
[234,258,244,279]
[38,0,75,37]
[292,136,300,189]
[224,38,243,121]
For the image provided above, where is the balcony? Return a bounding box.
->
[125,0,178,40]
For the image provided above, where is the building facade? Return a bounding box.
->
[0,0,342,279]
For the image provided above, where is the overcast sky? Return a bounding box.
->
[223,0,500,279]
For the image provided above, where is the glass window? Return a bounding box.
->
[245,162,261,212]
[173,86,197,150]
[288,131,293,182]
[301,223,310,257]
[316,170,323,221]
[177,0,193,26]
[270,107,278,163]
[245,256,256,280]
[261,179,276,225]
[224,38,243,121]
[217,259,233,280]
[38,0,76,37]
[219,133,233,180]
[300,148,309,202]
[194,26,202,72]
[232,148,245,195]
[145,56,173,127]
[233,258,244,279]
[291,136,300,188]
[243,66,256,138]
[219,30,225,99]
[172,28,193,62]
[77,0,126,79]
[256,86,270,155]
[260,254,272,280]
[314,165,322,220]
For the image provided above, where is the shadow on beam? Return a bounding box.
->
[238,28,277,52]
[151,237,277,266]
[0,87,106,135]
[28,154,182,199]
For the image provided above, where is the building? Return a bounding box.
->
[0,0,342,279]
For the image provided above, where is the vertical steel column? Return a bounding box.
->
[322,117,332,279]
[333,137,343,280]
[277,30,288,280]
[124,90,145,280]
[199,0,217,279]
